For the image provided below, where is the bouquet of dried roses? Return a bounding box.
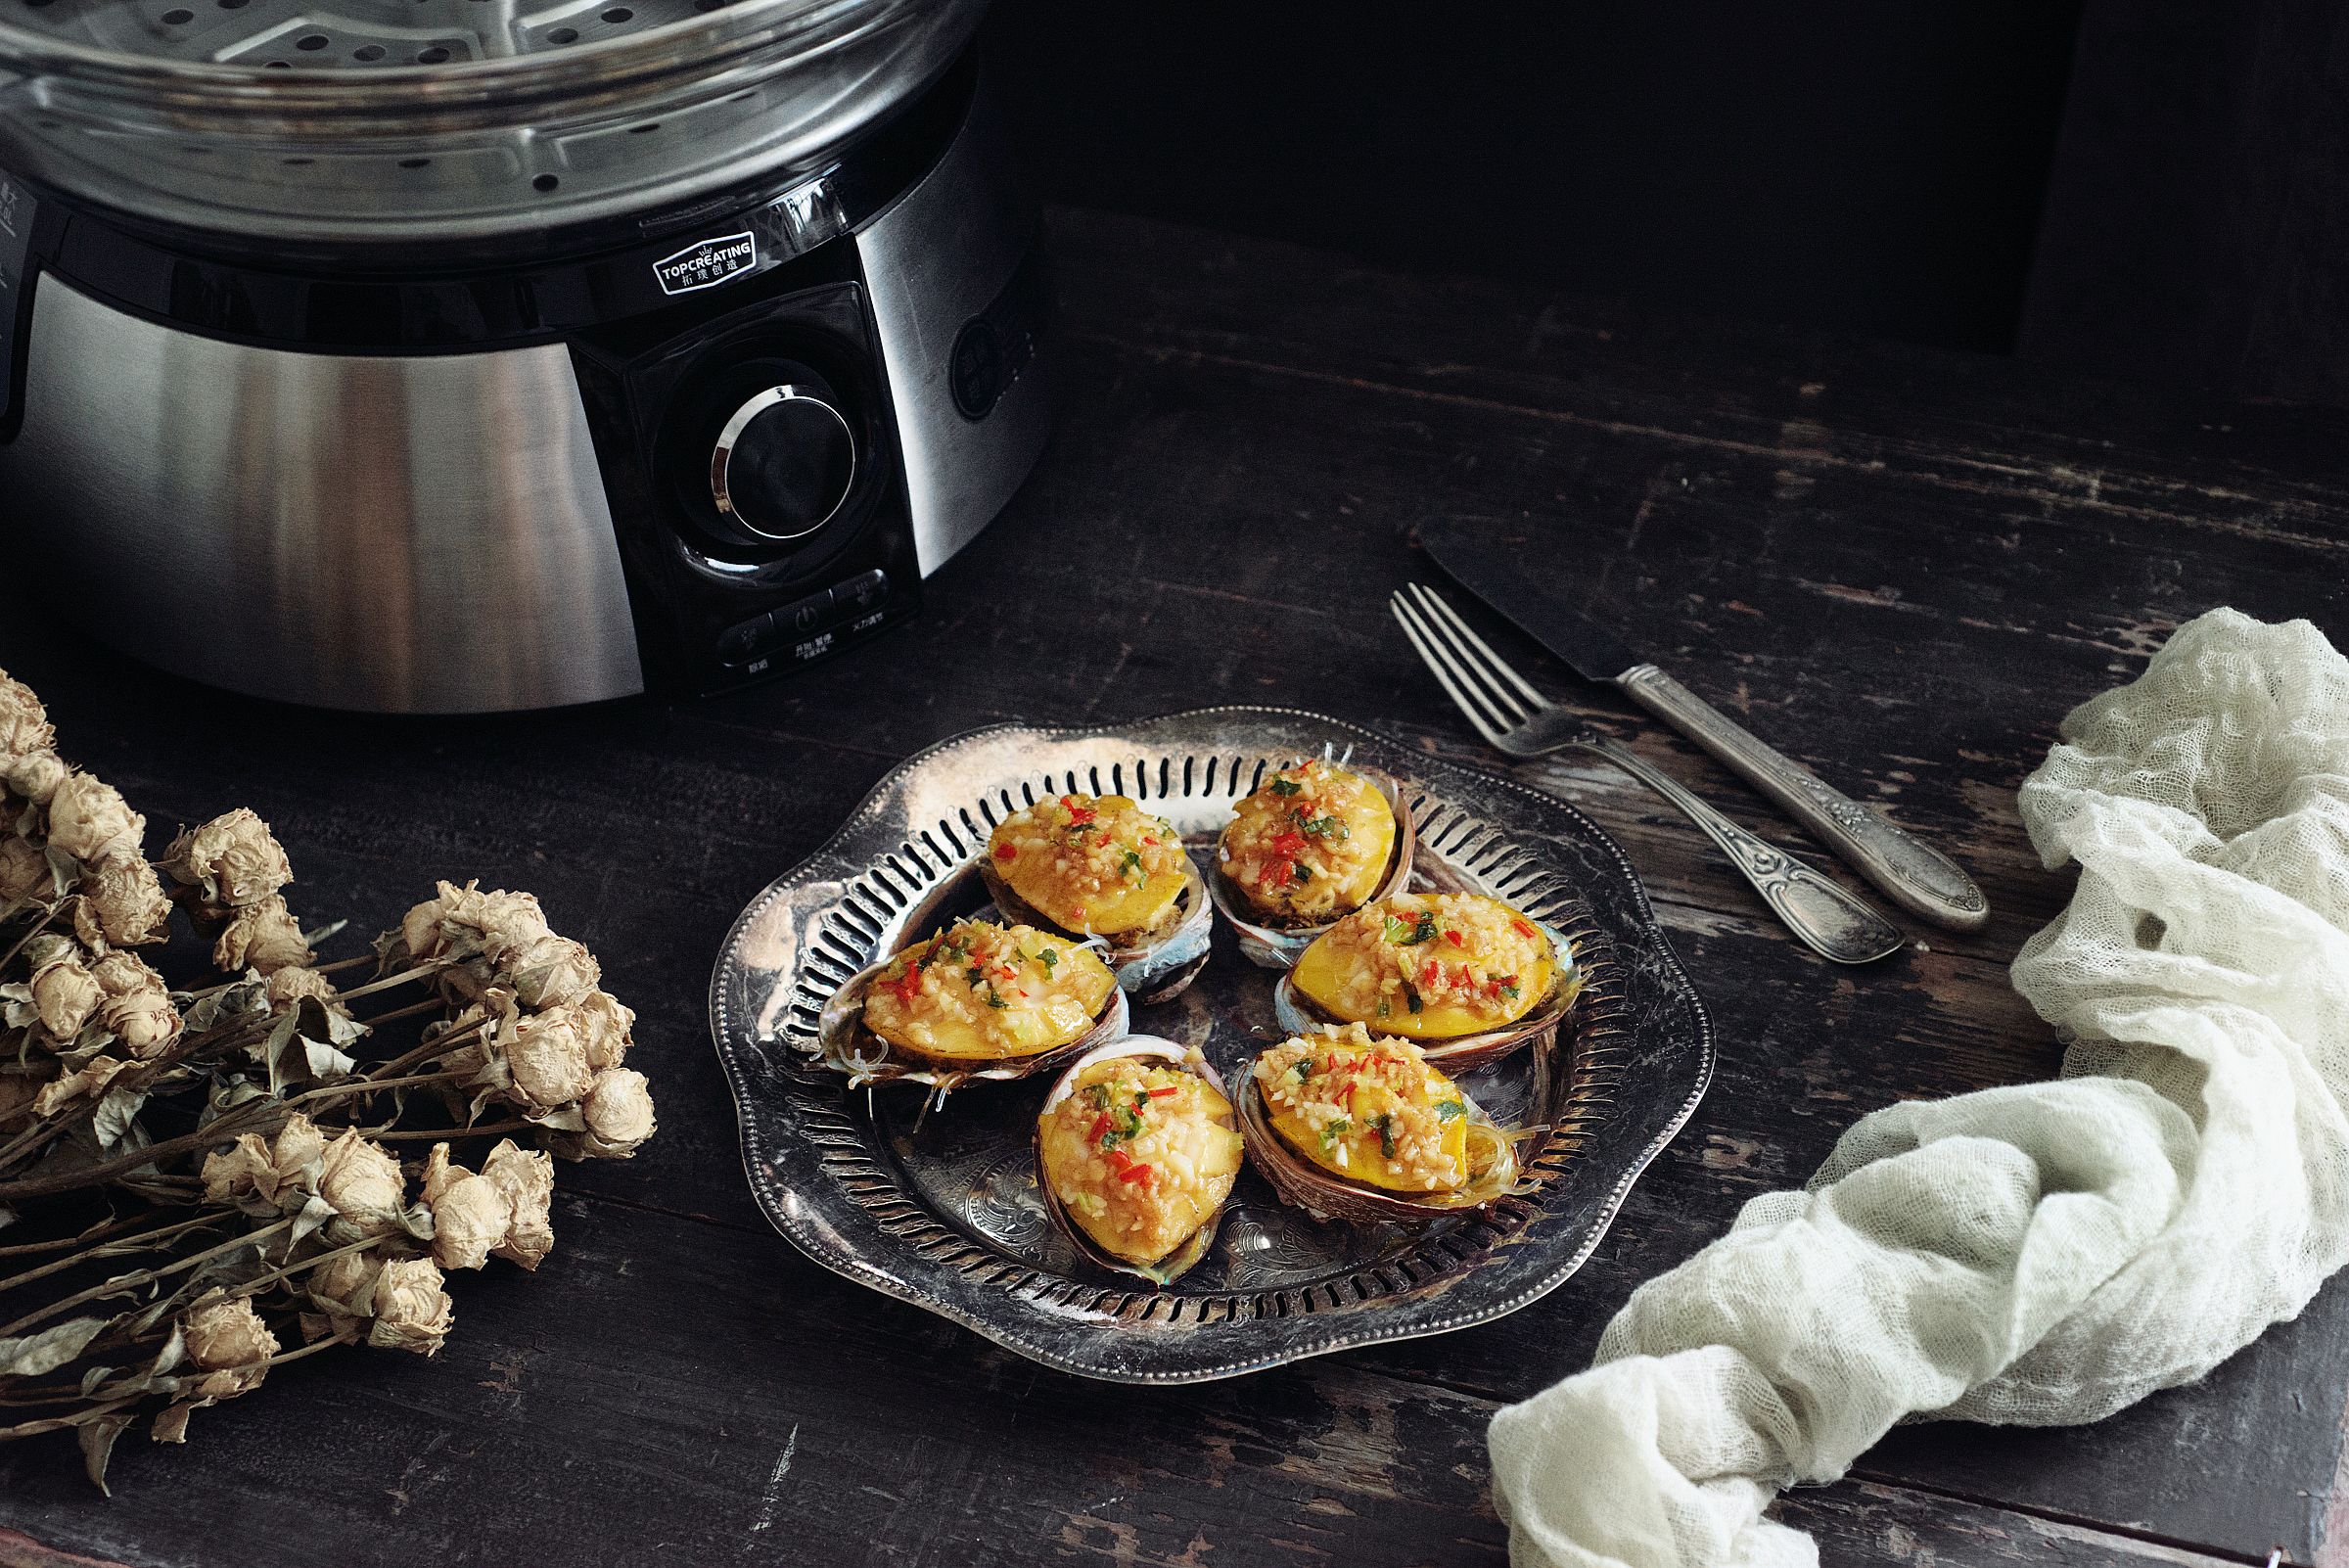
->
[0,669,658,1490]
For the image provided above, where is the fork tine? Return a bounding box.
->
[1390,595,1516,749]
[1408,583,1552,711]
[1404,582,1538,725]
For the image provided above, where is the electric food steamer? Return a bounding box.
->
[0,0,1050,712]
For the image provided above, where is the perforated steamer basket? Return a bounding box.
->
[0,0,986,251]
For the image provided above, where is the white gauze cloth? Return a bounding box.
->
[1487,607,2349,1568]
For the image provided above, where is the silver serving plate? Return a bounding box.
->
[709,708,1715,1383]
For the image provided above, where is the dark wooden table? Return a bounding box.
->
[1,207,2343,1568]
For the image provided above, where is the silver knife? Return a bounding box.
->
[1419,516,1989,933]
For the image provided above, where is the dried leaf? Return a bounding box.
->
[91,1084,149,1156]
[78,1410,134,1494]
[299,918,347,947]
[150,1402,194,1445]
[290,1193,337,1246]
[299,1033,356,1081]
[0,1315,107,1377]
[78,1362,114,1397]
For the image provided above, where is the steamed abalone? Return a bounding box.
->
[1209,759,1415,968]
[1241,1023,1521,1223]
[1273,891,1580,1072]
[980,793,1213,999]
[818,918,1126,1093]
[1036,1038,1243,1283]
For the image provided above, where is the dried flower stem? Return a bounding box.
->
[13,1329,353,1414]
[361,1016,486,1087]
[0,1216,296,1339]
[0,1393,144,1441]
[0,1215,160,1259]
[354,996,442,1031]
[0,1068,471,1204]
[171,952,376,1004]
[331,962,448,1006]
[227,1232,378,1304]
[0,998,315,1176]
[0,1213,228,1298]
[0,901,67,974]
[304,1119,531,1143]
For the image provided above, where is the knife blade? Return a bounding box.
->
[1418,515,1989,933]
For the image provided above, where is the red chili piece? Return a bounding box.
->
[993,844,1018,861]
[1512,919,1538,940]
[1145,1086,1179,1098]
[1118,1165,1153,1184]
[1446,930,1464,947]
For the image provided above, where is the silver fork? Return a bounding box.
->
[1392,583,1906,965]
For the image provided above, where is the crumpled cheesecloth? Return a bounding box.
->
[1488,607,2349,1568]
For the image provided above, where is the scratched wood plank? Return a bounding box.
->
[0,1196,1513,1568]
[1773,1479,2255,1568]
[0,207,2345,1565]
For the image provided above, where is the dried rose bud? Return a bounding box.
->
[317,1130,407,1236]
[273,1112,326,1176]
[422,1142,512,1272]
[182,1288,278,1399]
[573,990,636,1072]
[264,965,349,1020]
[309,1248,384,1315]
[397,880,551,966]
[212,894,311,976]
[581,1068,657,1157]
[0,836,48,903]
[161,808,294,909]
[0,671,55,761]
[30,1055,130,1118]
[28,949,103,1040]
[91,952,184,1056]
[5,749,65,807]
[447,884,551,966]
[507,934,599,1011]
[201,1133,279,1207]
[102,989,182,1058]
[202,1111,325,1208]
[80,852,172,947]
[368,1258,453,1356]
[481,1139,554,1270]
[505,1008,592,1110]
[45,772,144,865]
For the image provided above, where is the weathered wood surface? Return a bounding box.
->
[2,205,2346,1566]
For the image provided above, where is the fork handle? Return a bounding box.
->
[1615,665,1990,932]
[1576,734,1905,964]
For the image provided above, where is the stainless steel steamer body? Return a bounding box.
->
[0,5,1048,712]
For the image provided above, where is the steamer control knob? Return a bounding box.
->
[711,385,856,542]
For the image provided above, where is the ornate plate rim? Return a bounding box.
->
[707,706,1716,1383]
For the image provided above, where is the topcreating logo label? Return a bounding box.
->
[652,231,759,296]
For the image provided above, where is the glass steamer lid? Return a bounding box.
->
[0,0,986,250]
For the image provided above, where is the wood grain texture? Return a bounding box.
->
[1,206,2345,1566]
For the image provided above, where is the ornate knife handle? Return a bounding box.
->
[1615,665,1991,932]
[1574,733,1905,965]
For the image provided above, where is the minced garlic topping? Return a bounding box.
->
[1293,892,1551,1037]
[1218,760,1395,924]
[1253,1023,1467,1193]
[987,794,1188,937]
[862,919,1113,1059]
[1038,1055,1242,1266]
